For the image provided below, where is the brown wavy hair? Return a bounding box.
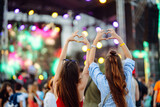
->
[105,50,128,107]
[56,60,80,107]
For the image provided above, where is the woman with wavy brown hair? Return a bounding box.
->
[53,31,90,107]
[88,29,135,107]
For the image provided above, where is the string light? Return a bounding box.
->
[99,0,107,4]
[54,27,60,32]
[98,57,104,64]
[97,42,103,49]
[75,15,81,20]
[82,45,87,52]
[82,31,88,37]
[28,10,34,15]
[52,12,58,18]
[14,9,20,14]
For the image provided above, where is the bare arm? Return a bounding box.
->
[78,34,90,90]
[19,101,23,107]
[54,31,79,83]
[0,99,2,107]
[135,79,139,101]
[153,91,158,107]
[107,29,132,59]
[88,30,106,65]
[53,31,79,98]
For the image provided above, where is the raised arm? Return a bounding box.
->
[107,29,132,59]
[78,34,90,90]
[54,31,78,83]
[88,30,106,65]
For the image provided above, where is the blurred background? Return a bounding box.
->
[0,0,159,86]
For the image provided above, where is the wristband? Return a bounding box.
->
[87,48,91,51]
[91,45,96,48]
[120,43,125,47]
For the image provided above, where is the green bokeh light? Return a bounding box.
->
[51,58,59,75]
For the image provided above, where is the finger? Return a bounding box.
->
[106,37,113,40]
[74,31,79,34]
[100,38,108,41]
[107,28,114,31]
[73,34,79,37]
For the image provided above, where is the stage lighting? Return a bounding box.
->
[28,10,34,15]
[113,21,119,28]
[98,57,104,64]
[97,42,102,49]
[7,24,12,29]
[52,12,58,18]
[63,14,69,19]
[75,15,81,20]
[14,8,20,14]
[96,27,101,32]
[99,0,107,4]
[82,31,88,37]
[82,45,87,52]
[114,39,119,44]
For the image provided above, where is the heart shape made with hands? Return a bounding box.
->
[74,35,85,43]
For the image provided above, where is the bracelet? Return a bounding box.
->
[120,43,125,47]
[91,45,96,48]
[87,48,91,51]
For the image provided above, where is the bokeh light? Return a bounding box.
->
[14,8,20,14]
[113,21,119,28]
[28,10,34,15]
[97,42,103,49]
[54,27,60,32]
[7,24,12,29]
[114,39,119,44]
[98,57,105,64]
[82,45,87,52]
[43,26,49,31]
[82,31,88,37]
[99,0,107,4]
[20,25,25,30]
[96,27,102,32]
[84,60,86,65]
[31,25,36,31]
[63,14,69,19]
[39,75,44,80]
[52,12,58,18]
[75,15,81,20]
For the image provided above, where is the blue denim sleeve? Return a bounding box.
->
[123,58,135,90]
[88,62,107,91]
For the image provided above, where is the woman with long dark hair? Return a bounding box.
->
[88,29,135,107]
[53,31,90,107]
[0,82,13,107]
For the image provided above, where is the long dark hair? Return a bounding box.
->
[105,50,128,107]
[0,82,11,105]
[56,60,80,107]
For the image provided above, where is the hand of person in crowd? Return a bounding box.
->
[106,29,120,40]
[67,31,79,42]
[79,33,90,45]
[94,30,107,42]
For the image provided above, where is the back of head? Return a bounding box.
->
[56,60,80,107]
[14,82,22,91]
[105,50,128,107]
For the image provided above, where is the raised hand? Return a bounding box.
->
[78,33,89,45]
[106,29,120,40]
[67,31,79,42]
[95,30,108,42]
